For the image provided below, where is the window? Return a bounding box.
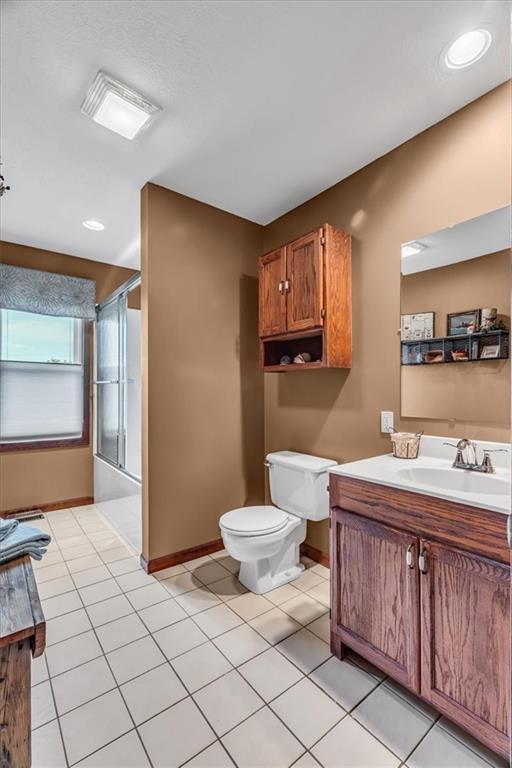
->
[0,309,89,449]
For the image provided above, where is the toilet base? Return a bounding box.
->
[237,519,307,594]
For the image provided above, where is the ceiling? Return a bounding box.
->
[1,1,510,269]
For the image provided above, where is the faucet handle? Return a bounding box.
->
[443,442,459,448]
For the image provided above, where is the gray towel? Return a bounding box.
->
[0,518,19,541]
[0,521,51,564]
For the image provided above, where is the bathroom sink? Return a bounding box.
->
[396,467,510,496]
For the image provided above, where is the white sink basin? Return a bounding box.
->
[397,467,510,496]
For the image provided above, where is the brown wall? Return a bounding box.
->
[262,83,511,554]
[401,249,510,423]
[141,183,264,561]
[0,241,136,512]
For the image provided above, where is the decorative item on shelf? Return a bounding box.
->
[424,349,444,363]
[451,348,469,362]
[415,350,423,364]
[279,355,292,366]
[293,352,312,364]
[400,312,434,340]
[390,430,423,459]
[479,307,498,332]
[447,309,481,336]
[480,344,500,359]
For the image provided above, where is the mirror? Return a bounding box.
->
[400,207,510,424]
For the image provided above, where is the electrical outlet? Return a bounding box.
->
[381,411,394,434]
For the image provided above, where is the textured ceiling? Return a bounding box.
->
[1,0,510,268]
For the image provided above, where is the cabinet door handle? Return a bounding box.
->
[284,279,290,292]
[278,281,284,294]
[418,548,427,574]
[406,544,414,569]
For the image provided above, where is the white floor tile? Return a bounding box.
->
[194,669,263,736]
[116,569,156,592]
[306,613,330,643]
[292,570,325,593]
[250,607,302,645]
[213,623,271,666]
[190,560,232,585]
[121,663,188,725]
[31,680,57,729]
[175,587,222,615]
[32,654,49,686]
[277,628,331,673]
[310,657,380,711]
[310,564,330,579]
[75,730,150,767]
[239,648,303,702]
[126,581,169,610]
[307,581,330,607]
[184,741,235,767]
[52,656,116,715]
[208,574,248,602]
[107,634,165,685]
[153,618,208,659]
[138,697,216,767]
[312,715,399,768]
[211,554,240,574]
[265,583,302,606]
[60,689,132,765]
[46,609,92,646]
[45,631,103,677]
[86,594,134,627]
[138,597,188,632]
[78,578,122,606]
[101,545,133,564]
[71,565,112,589]
[107,557,141,577]
[153,563,187,580]
[183,555,213,570]
[67,553,104,573]
[280,594,328,625]
[161,570,202,596]
[37,575,76,600]
[42,589,83,620]
[229,592,273,621]
[271,678,344,748]
[34,562,69,584]
[171,641,232,692]
[432,719,507,768]
[61,542,96,560]
[32,718,67,768]
[293,752,322,767]
[193,603,243,638]
[222,706,304,768]
[95,613,148,653]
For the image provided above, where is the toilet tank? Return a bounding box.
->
[266,451,338,521]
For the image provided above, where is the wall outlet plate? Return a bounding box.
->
[381,411,394,433]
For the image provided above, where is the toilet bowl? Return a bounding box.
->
[219,451,337,594]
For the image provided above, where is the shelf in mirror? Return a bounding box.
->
[401,329,509,366]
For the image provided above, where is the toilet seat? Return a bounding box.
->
[220,505,289,537]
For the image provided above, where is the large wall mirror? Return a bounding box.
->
[400,207,510,424]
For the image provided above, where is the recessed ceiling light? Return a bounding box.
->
[401,241,426,258]
[444,29,492,69]
[83,219,105,231]
[81,71,161,140]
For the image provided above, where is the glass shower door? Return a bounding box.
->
[96,297,122,465]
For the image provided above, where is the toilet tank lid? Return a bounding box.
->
[266,451,337,474]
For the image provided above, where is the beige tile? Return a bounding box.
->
[310,657,379,711]
[107,635,165,685]
[126,581,169,610]
[153,617,208,659]
[115,568,156,592]
[171,641,232,692]
[407,723,494,768]
[46,609,92,645]
[67,553,104,573]
[213,623,271,666]
[279,594,327,626]
[78,578,122,606]
[45,631,103,677]
[41,590,82,620]
[121,663,188,725]
[306,613,330,643]
[138,697,216,767]
[71,564,112,588]
[277,628,331,673]
[183,555,213,570]
[93,535,123,552]
[75,730,150,767]
[107,557,141,577]
[60,689,132,765]
[192,603,243,638]
[239,648,303,702]
[222,707,303,768]
[212,554,240,574]
[194,670,263,736]
[271,678,344,748]
[310,564,330,579]
[61,542,96,560]
[175,587,222,616]
[101,545,133,564]
[34,562,69,584]
[32,654,49,686]
[86,594,134,627]
[208,574,248,602]
[293,752,322,767]
[265,583,302,606]
[31,681,56,729]
[161,570,202,597]
[313,716,399,768]
[250,607,302,645]
[307,580,330,607]
[229,591,273,621]
[138,597,188,632]
[292,569,325,592]
[153,563,187,580]
[33,550,64,568]
[436,718,508,768]
[52,656,116,715]
[32,718,67,768]
[184,742,234,767]
[190,560,232,585]
[96,613,148,653]
[37,575,76,600]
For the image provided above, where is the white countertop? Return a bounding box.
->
[330,436,511,515]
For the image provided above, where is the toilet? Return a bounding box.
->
[219,451,337,594]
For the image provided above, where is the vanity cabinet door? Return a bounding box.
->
[258,247,287,337]
[420,540,510,757]
[285,228,324,333]
[331,508,421,691]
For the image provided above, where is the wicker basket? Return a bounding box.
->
[390,430,423,459]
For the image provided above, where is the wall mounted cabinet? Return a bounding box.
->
[258,224,351,371]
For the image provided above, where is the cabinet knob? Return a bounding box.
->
[405,544,414,569]
[418,548,427,574]
[278,281,284,294]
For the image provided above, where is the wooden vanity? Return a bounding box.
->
[329,474,511,759]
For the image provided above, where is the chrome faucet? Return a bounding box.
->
[443,438,507,474]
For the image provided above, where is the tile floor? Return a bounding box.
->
[31,506,509,768]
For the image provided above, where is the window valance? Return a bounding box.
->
[0,264,96,320]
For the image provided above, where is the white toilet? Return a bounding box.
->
[219,451,337,594]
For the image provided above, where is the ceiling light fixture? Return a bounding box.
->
[83,219,105,231]
[444,29,492,69]
[401,241,426,258]
[81,71,161,140]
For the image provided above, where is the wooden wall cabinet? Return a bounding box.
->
[258,224,351,371]
[330,476,511,759]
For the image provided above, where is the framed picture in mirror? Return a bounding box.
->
[447,309,481,336]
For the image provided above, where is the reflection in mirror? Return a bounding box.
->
[400,207,510,424]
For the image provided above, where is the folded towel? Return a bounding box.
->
[0,517,19,541]
[0,522,51,564]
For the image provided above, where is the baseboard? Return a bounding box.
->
[1,496,94,518]
[301,542,330,568]
[141,538,225,574]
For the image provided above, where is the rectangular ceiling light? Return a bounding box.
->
[81,71,161,140]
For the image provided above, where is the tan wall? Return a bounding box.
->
[262,83,512,554]
[141,183,264,561]
[401,249,510,422]
[0,241,135,512]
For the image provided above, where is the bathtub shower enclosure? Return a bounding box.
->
[94,274,142,552]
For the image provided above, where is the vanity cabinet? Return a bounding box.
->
[258,224,351,371]
[330,475,511,759]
